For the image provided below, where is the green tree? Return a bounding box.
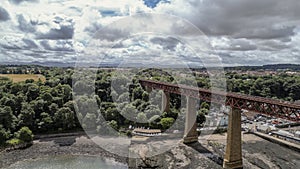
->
[197,110,206,126]
[0,106,17,130]
[26,84,39,101]
[0,125,9,146]
[54,107,75,130]
[16,126,33,143]
[132,86,144,100]
[144,105,161,119]
[149,115,161,128]
[104,107,122,124]
[117,92,130,103]
[3,97,16,113]
[142,91,149,102]
[82,113,97,130]
[38,112,53,132]
[199,108,209,115]
[200,102,210,110]
[15,94,26,115]
[120,103,137,121]
[108,120,118,130]
[18,103,35,128]
[49,103,59,116]
[31,99,45,119]
[160,117,175,130]
[137,112,147,123]
[62,84,72,102]
[41,92,53,105]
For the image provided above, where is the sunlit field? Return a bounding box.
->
[0,74,46,83]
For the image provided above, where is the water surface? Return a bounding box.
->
[7,155,128,169]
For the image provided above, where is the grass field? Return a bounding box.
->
[0,74,46,83]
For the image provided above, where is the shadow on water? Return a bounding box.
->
[185,141,224,166]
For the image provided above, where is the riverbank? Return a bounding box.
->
[200,133,300,169]
[251,131,300,152]
[0,135,127,168]
[1,132,299,169]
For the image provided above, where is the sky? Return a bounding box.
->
[0,0,300,67]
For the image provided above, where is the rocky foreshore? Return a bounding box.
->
[1,133,299,169]
[0,135,128,168]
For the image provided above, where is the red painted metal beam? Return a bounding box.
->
[139,79,300,122]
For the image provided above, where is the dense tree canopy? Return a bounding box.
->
[1,65,299,146]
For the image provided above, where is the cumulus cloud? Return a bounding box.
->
[39,40,74,52]
[0,35,38,50]
[15,13,75,40]
[212,38,257,51]
[36,16,75,40]
[0,0,300,65]
[0,7,10,21]
[155,0,300,39]
[150,37,179,50]
[93,27,130,41]
[17,14,36,32]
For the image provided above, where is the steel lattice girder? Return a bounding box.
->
[139,80,300,122]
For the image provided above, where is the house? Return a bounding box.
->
[295,131,300,138]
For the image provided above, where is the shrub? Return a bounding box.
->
[160,117,175,130]
[16,127,34,143]
[126,130,132,137]
[0,126,9,146]
[7,138,23,146]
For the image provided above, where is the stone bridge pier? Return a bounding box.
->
[183,96,198,143]
[145,86,243,169]
[161,91,170,113]
[223,108,243,169]
[182,99,243,169]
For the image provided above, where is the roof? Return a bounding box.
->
[257,125,269,131]
[272,130,294,137]
[133,128,161,134]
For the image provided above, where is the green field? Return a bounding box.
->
[0,74,46,83]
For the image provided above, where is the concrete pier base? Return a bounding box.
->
[162,91,170,113]
[183,97,198,144]
[223,108,243,169]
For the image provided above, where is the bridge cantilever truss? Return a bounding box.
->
[139,79,300,122]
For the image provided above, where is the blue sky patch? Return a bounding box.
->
[143,0,163,8]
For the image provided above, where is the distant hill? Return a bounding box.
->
[1,61,300,70]
[261,64,300,70]
[224,64,300,71]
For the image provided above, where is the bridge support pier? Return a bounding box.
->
[183,96,198,144]
[162,91,170,113]
[223,108,243,169]
[145,86,152,93]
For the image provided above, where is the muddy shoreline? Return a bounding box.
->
[1,133,299,169]
[0,135,128,169]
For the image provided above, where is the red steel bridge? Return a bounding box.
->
[139,79,300,122]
